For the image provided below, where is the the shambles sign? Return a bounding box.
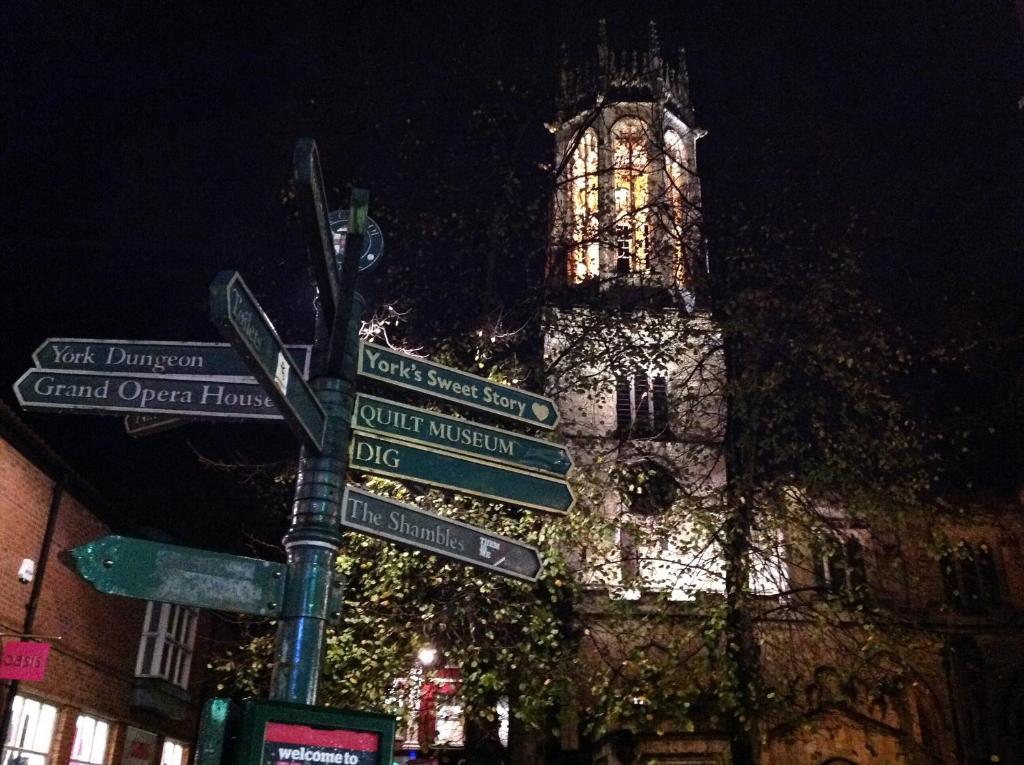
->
[342,486,543,581]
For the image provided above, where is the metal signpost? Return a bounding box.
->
[13,139,572,733]
[343,486,543,581]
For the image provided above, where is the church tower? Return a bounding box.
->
[544,18,724,592]
[540,27,730,762]
[548,20,706,306]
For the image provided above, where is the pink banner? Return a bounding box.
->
[0,641,51,681]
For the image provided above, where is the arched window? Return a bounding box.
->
[569,128,599,282]
[663,129,687,287]
[612,118,650,274]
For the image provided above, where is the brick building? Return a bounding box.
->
[0,402,223,765]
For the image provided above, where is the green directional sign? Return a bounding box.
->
[33,338,311,378]
[349,431,573,514]
[357,341,560,430]
[210,271,326,451]
[351,394,572,477]
[343,486,543,581]
[124,412,184,437]
[14,369,283,420]
[64,535,286,616]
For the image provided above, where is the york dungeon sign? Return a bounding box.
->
[262,722,378,765]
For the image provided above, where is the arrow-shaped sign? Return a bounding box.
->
[352,394,572,477]
[357,342,560,430]
[32,338,311,378]
[63,535,286,616]
[342,486,543,582]
[210,271,326,451]
[349,431,574,514]
[14,369,283,420]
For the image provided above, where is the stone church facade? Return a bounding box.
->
[535,23,1024,765]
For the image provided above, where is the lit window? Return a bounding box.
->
[569,128,600,282]
[941,541,999,611]
[135,602,197,689]
[69,716,109,765]
[391,666,491,752]
[2,696,57,765]
[663,129,687,287]
[615,373,669,438]
[813,537,868,603]
[612,118,650,273]
[159,741,185,765]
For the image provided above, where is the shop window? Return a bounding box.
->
[158,741,185,765]
[392,666,467,752]
[615,373,669,439]
[2,696,58,765]
[813,536,868,603]
[69,716,109,765]
[135,602,197,689]
[940,541,999,611]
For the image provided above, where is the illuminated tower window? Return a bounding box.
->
[663,129,687,287]
[612,117,650,273]
[569,128,600,282]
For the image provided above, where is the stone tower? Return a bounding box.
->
[544,20,725,601]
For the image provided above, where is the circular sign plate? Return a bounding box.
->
[329,209,384,272]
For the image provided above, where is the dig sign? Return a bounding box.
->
[0,641,51,681]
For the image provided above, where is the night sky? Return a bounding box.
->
[2,2,1022,548]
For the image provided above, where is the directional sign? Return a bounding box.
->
[357,342,560,430]
[349,431,573,514]
[33,338,311,378]
[14,369,285,420]
[351,394,572,477]
[124,412,184,437]
[342,486,543,581]
[63,535,286,616]
[293,138,340,315]
[210,271,326,451]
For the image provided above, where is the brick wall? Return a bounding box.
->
[1,430,213,765]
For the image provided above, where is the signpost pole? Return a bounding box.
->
[269,146,367,703]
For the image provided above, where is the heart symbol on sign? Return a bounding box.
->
[531,403,550,422]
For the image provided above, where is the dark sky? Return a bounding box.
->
[2,2,1022,547]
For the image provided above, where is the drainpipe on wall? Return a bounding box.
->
[0,473,66,750]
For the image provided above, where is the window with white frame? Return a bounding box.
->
[69,715,109,765]
[615,372,669,438]
[135,602,197,689]
[941,540,1000,611]
[2,696,58,765]
[813,535,868,603]
[158,741,185,765]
